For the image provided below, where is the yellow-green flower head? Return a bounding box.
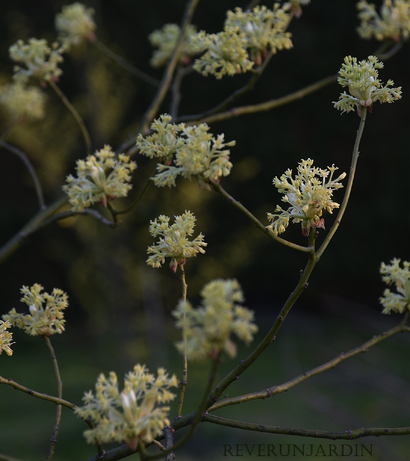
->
[379,259,410,314]
[173,279,258,361]
[3,284,68,337]
[55,2,96,50]
[9,38,64,84]
[225,4,293,64]
[147,211,207,272]
[137,114,235,189]
[63,145,137,212]
[357,0,410,41]
[191,3,292,78]
[0,320,14,356]
[334,55,402,115]
[267,159,346,236]
[149,23,197,67]
[0,82,46,121]
[75,364,177,450]
[192,30,254,78]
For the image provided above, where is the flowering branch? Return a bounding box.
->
[203,414,410,440]
[48,80,92,155]
[0,140,45,210]
[207,315,410,412]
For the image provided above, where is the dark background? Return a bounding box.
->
[0,1,409,460]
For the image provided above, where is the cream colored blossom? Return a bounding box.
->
[267,159,346,236]
[146,211,207,272]
[3,284,67,337]
[0,82,46,120]
[173,279,258,361]
[0,320,14,356]
[63,145,137,212]
[55,2,96,50]
[379,259,410,314]
[75,365,177,449]
[9,38,64,83]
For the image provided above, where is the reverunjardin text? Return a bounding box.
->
[223,443,373,457]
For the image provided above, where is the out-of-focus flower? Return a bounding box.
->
[173,279,258,361]
[334,55,402,115]
[267,159,346,236]
[55,2,96,50]
[149,23,197,67]
[357,0,410,41]
[9,38,64,84]
[146,211,207,272]
[75,365,177,450]
[63,145,137,212]
[379,259,410,314]
[3,284,68,337]
[0,320,14,356]
[0,82,46,120]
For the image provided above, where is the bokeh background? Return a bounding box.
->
[0,1,409,460]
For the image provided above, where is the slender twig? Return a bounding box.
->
[211,181,312,253]
[180,75,337,126]
[123,0,201,156]
[177,265,188,417]
[0,453,27,461]
[203,414,410,440]
[0,140,45,210]
[208,317,409,412]
[205,230,318,409]
[44,337,63,460]
[48,80,92,155]
[0,194,67,264]
[170,65,194,118]
[39,208,117,230]
[91,39,160,86]
[316,107,367,260]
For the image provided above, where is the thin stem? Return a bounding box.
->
[0,194,67,265]
[38,208,117,230]
[44,336,62,460]
[91,39,160,87]
[0,140,45,210]
[122,0,201,156]
[48,80,92,155]
[170,65,194,119]
[316,107,367,260]
[177,265,188,417]
[208,317,409,412]
[203,414,410,440]
[205,230,318,409]
[211,181,312,253]
[180,75,337,126]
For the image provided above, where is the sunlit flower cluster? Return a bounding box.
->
[146,211,207,272]
[75,365,177,450]
[63,145,137,212]
[137,114,235,189]
[192,4,292,78]
[149,23,197,67]
[334,55,402,115]
[55,2,96,50]
[9,38,64,84]
[0,82,46,120]
[267,159,346,236]
[3,284,68,337]
[357,0,410,41]
[379,259,410,314]
[0,320,14,356]
[173,279,258,361]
